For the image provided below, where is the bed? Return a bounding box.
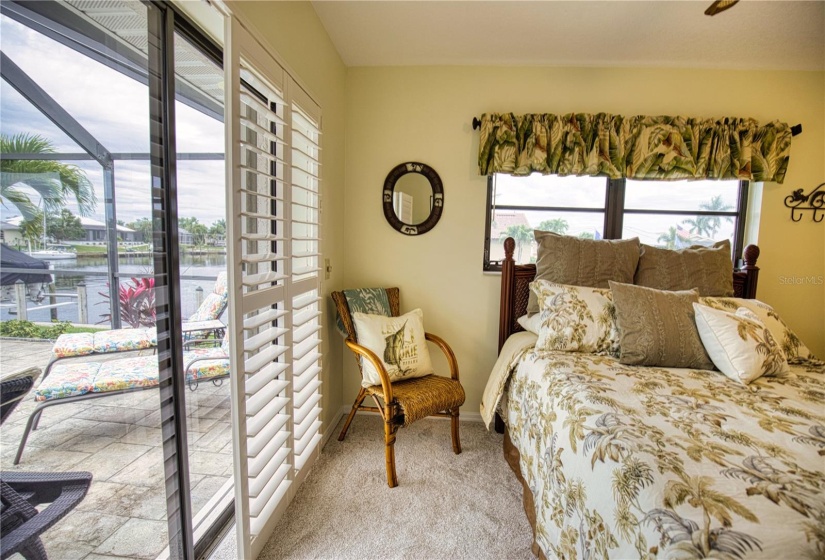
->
[483,237,825,559]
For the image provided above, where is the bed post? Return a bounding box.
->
[742,244,760,299]
[495,238,517,434]
[498,237,516,352]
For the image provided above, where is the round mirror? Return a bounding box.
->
[382,162,443,235]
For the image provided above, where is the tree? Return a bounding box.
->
[657,226,679,249]
[209,219,226,236]
[578,232,595,240]
[179,216,208,246]
[48,209,84,242]
[500,224,533,262]
[537,218,569,235]
[127,218,154,243]
[19,214,44,248]
[682,195,734,238]
[1,133,96,219]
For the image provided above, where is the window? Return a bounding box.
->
[484,175,748,270]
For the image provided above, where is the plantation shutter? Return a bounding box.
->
[225,17,323,559]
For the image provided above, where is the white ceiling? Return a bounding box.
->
[311,1,825,70]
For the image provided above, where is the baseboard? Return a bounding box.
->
[322,406,347,448]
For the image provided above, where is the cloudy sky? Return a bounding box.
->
[0,14,226,227]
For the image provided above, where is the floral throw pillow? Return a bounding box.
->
[693,303,790,384]
[699,297,814,362]
[530,280,619,355]
[351,308,433,388]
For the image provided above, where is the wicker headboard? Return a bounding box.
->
[497,237,762,352]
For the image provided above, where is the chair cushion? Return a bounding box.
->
[52,333,95,358]
[35,363,101,401]
[92,328,154,353]
[93,356,160,393]
[189,292,227,322]
[183,348,230,382]
[366,374,465,426]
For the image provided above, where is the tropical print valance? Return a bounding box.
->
[477,113,792,183]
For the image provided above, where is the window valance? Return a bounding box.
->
[477,113,792,183]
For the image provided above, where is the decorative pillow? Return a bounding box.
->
[699,297,814,361]
[634,240,734,296]
[527,232,640,314]
[530,280,619,355]
[693,303,790,384]
[516,313,542,335]
[610,281,713,369]
[351,308,434,388]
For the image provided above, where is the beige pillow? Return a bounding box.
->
[351,308,433,388]
[610,281,714,369]
[530,280,619,355]
[693,303,790,384]
[634,240,734,296]
[699,297,815,361]
[528,232,640,314]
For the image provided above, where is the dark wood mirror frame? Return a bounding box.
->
[382,162,444,236]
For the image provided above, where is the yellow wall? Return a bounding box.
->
[229,1,347,430]
[344,66,825,413]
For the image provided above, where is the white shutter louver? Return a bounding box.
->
[226,17,324,559]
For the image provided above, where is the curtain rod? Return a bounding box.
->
[471,116,803,136]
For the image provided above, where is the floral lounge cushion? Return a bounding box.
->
[184,347,230,382]
[52,333,96,358]
[212,272,228,296]
[189,292,227,322]
[35,362,100,401]
[92,356,160,393]
[93,328,155,353]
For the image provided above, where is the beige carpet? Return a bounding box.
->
[210,415,534,560]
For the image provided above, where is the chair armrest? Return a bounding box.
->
[183,338,221,349]
[343,339,394,403]
[425,332,460,381]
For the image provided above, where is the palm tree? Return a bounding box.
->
[700,195,735,237]
[1,133,96,219]
[538,218,569,235]
[500,224,533,262]
[658,226,679,249]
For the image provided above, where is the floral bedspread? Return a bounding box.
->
[502,349,825,559]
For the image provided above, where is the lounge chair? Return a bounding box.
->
[1,368,93,560]
[13,334,230,465]
[42,272,227,379]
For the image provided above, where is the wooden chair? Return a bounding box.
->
[332,288,465,488]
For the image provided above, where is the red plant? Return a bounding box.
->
[98,277,156,328]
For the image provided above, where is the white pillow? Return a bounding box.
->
[530,280,619,355]
[699,297,814,362]
[516,313,543,335]
[351,308,434,388]
[693,303,790,384]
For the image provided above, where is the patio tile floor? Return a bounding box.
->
[1,338,232,560]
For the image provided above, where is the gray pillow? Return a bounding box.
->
[634,240,734,296]
[609,281,714,370]
[527,232,640,314]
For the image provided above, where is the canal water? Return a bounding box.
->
[1,253,227,327]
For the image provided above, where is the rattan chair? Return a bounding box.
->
[332,288,465,488]
[1,369,92,560]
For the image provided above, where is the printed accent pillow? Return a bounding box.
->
[528,232,640,314]
[351,308,433,388]
[693,303,790,384]
[699,297,815,361]
[530,280,619,355]
[634,240,734,296]
[610,281,714,369]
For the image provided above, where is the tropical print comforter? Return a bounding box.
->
[502,349,825,560]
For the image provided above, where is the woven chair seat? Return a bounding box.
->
[365,375,465,426]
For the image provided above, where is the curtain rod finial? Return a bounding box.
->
[472,117,481,130]
[791,124,802,136]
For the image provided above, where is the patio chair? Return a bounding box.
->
[0,369,93,560]
[13,332,231,465]
[42,272,227,380]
